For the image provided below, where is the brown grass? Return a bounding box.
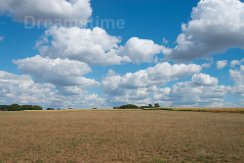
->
[0,110,243,162]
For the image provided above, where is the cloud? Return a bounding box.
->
[0,71,105,108]
[38,27,130,65]
[216,60,228,69]
[119,37,163,64]
[14,55,99,87]
[103,62,201,91]
[167,0,244,61]
[230,58,244,67]
[153,72,244,107]
[201,63,211,68]
[102,62,202,105]
[0,0,92,26]
[37,27,174,65]
[0,71,56,105]
[229,65,244,98]
[230,65,244,86]
[162,74,228,107]
[102,70,231,107]
[191,73,218,86]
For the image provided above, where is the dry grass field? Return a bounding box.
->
[0,110,243,163]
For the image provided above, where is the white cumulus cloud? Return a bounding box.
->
[230,65,244,86]
[103,62,201,91]
[0,71,56,105]
[167,0,244,61]
[168,77,228,106]
[192,73,218,86]
[216,60,228,69]
[230,58,244,67]
[119,37,163,64]
[0,71,105,108]
[38,27,130,65]
[0,0,92,26]
[36,26,175,66]
[14,55,99,87]
[102,62,202,105]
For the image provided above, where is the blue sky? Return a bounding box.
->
[0,0,243,108]
[0,0,198,72]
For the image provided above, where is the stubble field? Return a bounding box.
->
[0,110,243,163]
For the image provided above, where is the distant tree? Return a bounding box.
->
[21,105,42,110]
[140,105,151,109]
[119,104,139,109]
[7,104,22,111]
[154,103,160,108]
[0,105,8,111]
[47,108,55,110]
[0,104,42,111]
[149,104,153,108]
[32,105,42,110]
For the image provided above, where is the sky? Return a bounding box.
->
[0,0,243,108]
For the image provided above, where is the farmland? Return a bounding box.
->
[0,110,243,162]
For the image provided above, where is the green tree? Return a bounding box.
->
[7,104,22,111]
[119,104,139,109]
[0,105,8,111]
[21,105,42,110]
[47,108,55,110]
[154,103,160,108]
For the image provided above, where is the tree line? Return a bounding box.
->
[113,103,160,109]
[0,103,162,111]
[0,104,43,111]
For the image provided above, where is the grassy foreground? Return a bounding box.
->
[0,110,243,163]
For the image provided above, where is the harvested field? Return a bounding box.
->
[0,110,243,162]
